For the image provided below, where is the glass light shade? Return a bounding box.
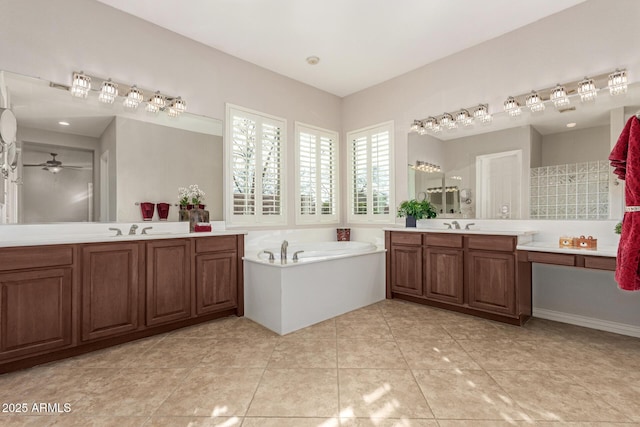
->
[525,91,545,112]
[503,97,521,117]
[123,86,144,109]
[145,92,166,114]
[417,126,427,135]
[98,79,118,104]
[455,109,473,126]
[409,120,421,133]
[440,113,457,129]
[424,117,437,130]
[473,104,493,123]
[577,77,597,102]
[70,72,91,98]
[550,84,570,108]
[414,161,441,173]
[608,69,628,95]
[48,166,62,174]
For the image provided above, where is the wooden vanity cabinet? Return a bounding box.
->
[81,242,143,341]
[0,246,75,361]
[194,235,239,315]
[388,232,423,296]
[0,234,244,374]
[385,230,530,325]
[424,234,464,305]
[146,239,192,326]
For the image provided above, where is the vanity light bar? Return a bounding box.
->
[68,72,186,116]
[410,68,629,134]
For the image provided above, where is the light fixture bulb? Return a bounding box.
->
[577,77,597,102]
[440,113,457,129]
[123,85,143,109]
[167,97,186,117]
[503,96,521,117]
[550,84,570,108]
[455,109,473,126]
[473,104,492,124]
[98,79,118,104]
[146,91,166,114]
[525,91,545,112]
[608,69,627,95]
[70,72,91,98]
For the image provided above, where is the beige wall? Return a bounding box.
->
[115,117,223,222]
[541,125,610,166]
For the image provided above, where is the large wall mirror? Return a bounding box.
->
[408,83,640,220]
[0,70,223,224]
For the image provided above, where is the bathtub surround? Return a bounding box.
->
[245,243,386,334]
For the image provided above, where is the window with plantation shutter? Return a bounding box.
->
[226,104,286,225]
[295,123,339,224]
[347,121,394,223]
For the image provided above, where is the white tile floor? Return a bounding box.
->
[1,299,639,426]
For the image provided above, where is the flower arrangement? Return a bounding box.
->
[178,184,206,207]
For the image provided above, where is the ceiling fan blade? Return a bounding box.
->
[23,163,47,167]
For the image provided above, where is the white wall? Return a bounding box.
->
[0,0,341,228]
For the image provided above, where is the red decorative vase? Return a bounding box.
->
[140,202,155,221]
[157,203,170,221]
[198,204,206,209]
[337,228,351,241]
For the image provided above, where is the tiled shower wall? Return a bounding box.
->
[530,160,610,220]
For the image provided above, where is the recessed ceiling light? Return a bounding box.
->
[306,56,320,65]
[58,121,70,126]
[566,122,577,128]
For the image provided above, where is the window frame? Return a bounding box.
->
[294,122,340,225]
[346,121,395,224]
[225,103,287,226]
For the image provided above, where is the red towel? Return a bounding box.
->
[609,116,640,291]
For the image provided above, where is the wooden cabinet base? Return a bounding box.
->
[391,293,530,326]
[0,308,237,374]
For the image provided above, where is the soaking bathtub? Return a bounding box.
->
[244,241,386,335]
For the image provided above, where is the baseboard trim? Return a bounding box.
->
[533,307,640,338]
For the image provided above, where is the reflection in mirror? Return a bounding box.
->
[408,83,640,220]
[0,70,223,224]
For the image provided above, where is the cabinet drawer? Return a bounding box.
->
[527,251,575,266]
[390,232,422,246]
[195,236,238,253]
[424,233,462,248]
[583,256,616,271]
[467,235,515,252]
[0,245,74,271]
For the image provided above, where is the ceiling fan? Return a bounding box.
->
[23,153,87,174]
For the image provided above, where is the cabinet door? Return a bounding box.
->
[146,239,191,326]
[82,243,140,341]
[196,252,237,315]
[424,247,464,304]
[390,245,423,296]
[467,250,515,315]
[0,268,72,360]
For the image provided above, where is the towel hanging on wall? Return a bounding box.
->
[609,115,640,291]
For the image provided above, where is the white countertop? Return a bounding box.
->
[383,226,537,237]
[517,241,617,257]
[0,222,246,248]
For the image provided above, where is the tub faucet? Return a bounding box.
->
[451,221,461,229]
[128,224,139,235]
[280,240,288,261]
[293,250,304,262]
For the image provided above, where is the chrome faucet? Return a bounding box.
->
[262,250,275,262]
[128,224,139,235]
[465,223,476,230]
[451,221,461,229]
[293,250,304,262]
[280,240,288,262]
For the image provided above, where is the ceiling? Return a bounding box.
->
[96,0,586,97]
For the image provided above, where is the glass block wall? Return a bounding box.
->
[530,160,610,219]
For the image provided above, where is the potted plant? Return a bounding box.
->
[397,199,437,227]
